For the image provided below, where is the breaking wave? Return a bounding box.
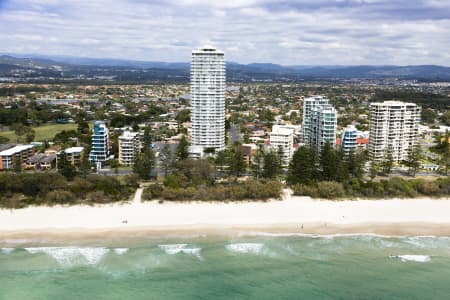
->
[226,243,264,255]
[158,244,202,259]
[24,247,110,267]
[1,247,15,254]
[113,248,129,255]
[390,255,431,263]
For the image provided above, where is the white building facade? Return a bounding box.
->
[368,101,421,162]
[341,125,358,155]
[269,125,294,165]
[302,95,331,146]
[190,46,226,156]
[118,130,141,166]
[302,96,337,153]
[89,121,109,166]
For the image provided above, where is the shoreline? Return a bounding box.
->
[2,222,450,243]
[1,189,450,241]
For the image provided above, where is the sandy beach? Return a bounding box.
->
[1,189,450,239]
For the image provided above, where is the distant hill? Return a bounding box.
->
[1,54,449,82]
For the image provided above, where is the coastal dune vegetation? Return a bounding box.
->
[292,177,450,200]
[0,172,138,209]
[143,179,282,202]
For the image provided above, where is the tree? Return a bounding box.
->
[133,148,155,180]
[79,151,91,178]
[369,160,378,181]
[25,128,35,143]
[175,109,190,132]
[440,111,450,126]
[381,148,394,176]
[109,159,120,175]
[13,156,22,173]
[173,159,215,186]
[229,143,246,177]
[287,146,319,185]
[347,150,366,180]
[159,143,172,177]
[320,142,341,181]
[405,144,422,177]
[77,120,90,135]
[421,108,437,124]
[262,151,280,179]
[432,132,450,175]
[251,146,264,179]
[143,126,153,148]
[0,136,10,144]
[276,145,284,168]
[58,151,77,181]
[214,150,228,174]
[11,124,35,143]
[111,134,119,158]
[175,135,189,161]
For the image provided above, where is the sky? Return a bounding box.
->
[0,0,449,65]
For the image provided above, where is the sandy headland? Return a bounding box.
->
[1,189,450,241]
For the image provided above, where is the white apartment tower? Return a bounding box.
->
[190,46,226,155]
[269,125,294,165]
[302,96,337,153]
[89,121,109,166]
[341,125,358,155]
[118,130,141,166]
[368,101,421,163]
[302,95,331,146]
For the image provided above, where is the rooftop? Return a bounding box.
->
[371,100,417,106]
[0,145,34,156]
[65,147,84,154]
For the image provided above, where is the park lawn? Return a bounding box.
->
[0,123,78,142]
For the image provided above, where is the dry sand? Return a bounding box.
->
[1,188,450,239]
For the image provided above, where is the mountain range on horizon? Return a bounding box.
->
[1,53,450,82]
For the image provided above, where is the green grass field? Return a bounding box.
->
[0,123,78,142]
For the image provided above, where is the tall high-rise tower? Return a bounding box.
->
[89,120,109,167]
[368,101,421,162]
[190,46,226,155]
[302,95,337,153]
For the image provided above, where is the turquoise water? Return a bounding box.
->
[1,234,450,299]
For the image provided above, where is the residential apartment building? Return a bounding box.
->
[0,145,34,170]
[368,101,421,162]
[269,125,294,165]
[65,147,84,166]
[89,121,109,166]
[341,125,358,155]
[302,96,337,153]
[302,95,331,146]
[190,46,226,156]
[118,130,141,166]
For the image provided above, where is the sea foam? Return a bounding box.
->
[1,247,14,254]
[24,247,110,267]
[158,244,202,259]
[226,243,264,255]
[390,255,431,263]
[113,248,129,255]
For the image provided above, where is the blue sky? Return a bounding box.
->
[0,0,449,65]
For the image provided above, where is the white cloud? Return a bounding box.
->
[0,0,448,65]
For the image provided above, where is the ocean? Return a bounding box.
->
[1,234,450,299]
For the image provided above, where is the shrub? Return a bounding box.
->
[44,190,75,204]
[417,181,440,195]
[317,181,345,199]
[383,177,418,198]
[157,180,282,201]
[292,184,319,198]
[143,184,163,200]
